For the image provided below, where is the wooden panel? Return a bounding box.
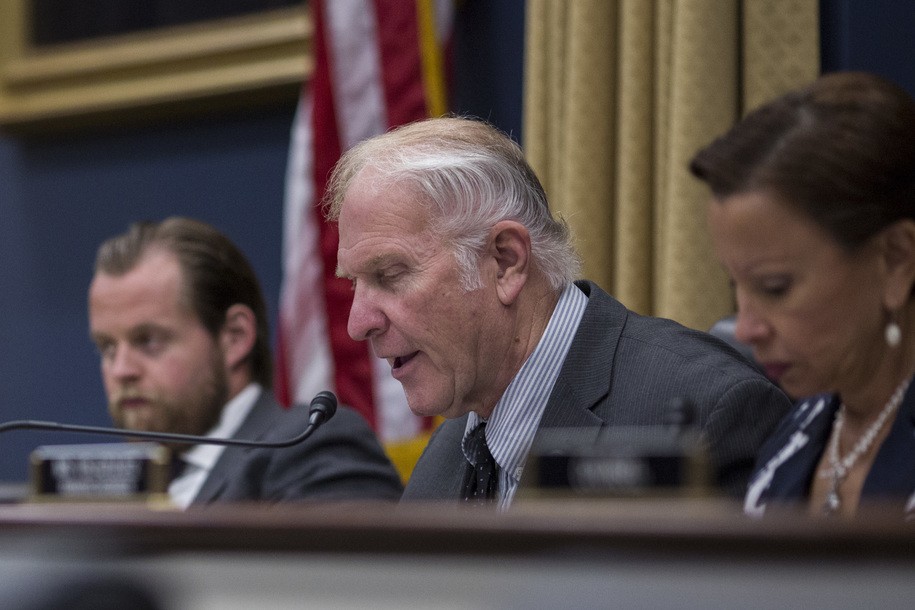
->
[0,500,913,608]
[0,1,311,130]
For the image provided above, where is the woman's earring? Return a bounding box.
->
[886,315,902,348]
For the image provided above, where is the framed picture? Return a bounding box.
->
[0,0,312,130]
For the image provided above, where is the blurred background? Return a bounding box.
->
[0,0,913,484]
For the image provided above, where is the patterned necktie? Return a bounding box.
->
[462,422,498,502]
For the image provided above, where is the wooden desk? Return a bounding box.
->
[0,499,912,609]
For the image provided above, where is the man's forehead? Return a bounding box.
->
[89,259,199,330]
[337,207,438,277]
[338,169,431,222]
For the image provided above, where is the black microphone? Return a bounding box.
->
[0,390,338,449]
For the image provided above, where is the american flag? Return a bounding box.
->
[274,0,453,479]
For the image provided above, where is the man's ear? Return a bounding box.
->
[879,219,915,311]
[488,220,531,306]
[219,304,258,371]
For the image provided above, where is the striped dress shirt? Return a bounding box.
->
[462,283,588,510]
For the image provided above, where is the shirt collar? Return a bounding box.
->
[180,383,262,471]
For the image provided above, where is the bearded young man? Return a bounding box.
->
[88,217,402,508]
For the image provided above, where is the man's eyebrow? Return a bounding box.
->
[92,323,169,342]
[336,254,400,278]
[90,331,110,344]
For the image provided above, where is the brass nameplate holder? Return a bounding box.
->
[30,442,171,503]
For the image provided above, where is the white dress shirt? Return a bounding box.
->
[168,383,262,509]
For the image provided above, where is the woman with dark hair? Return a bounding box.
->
[691,72,915,518]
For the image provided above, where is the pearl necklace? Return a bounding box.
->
[820,377,911,516]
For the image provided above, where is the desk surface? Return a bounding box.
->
[0,499,912,609]
[0,497,912,554]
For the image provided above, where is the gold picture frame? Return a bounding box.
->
[0,1,312,130]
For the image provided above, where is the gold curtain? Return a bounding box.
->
[524,0,819,330]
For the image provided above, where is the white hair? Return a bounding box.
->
[326,117,580,291]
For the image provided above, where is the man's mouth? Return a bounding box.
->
[392,352,418,370]
[116,395,151,409]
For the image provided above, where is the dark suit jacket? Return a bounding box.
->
[745,386,915,517]
[192,390,403,504]
[402,281,791,501]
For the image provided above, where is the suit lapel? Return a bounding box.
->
[402,416,470,500]
[192,391,280,504]
[539,281,626,435]
[427,418,470,498]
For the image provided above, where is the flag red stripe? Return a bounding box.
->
[374,0,428,128]
[277,0,453,443]
[273,314,291,406]
[312,0,377,428]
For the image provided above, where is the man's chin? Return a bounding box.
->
[118,411,160,433]
[404,399,439,419]
[404,396,458,420]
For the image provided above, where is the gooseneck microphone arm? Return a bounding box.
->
[0,391,338,449]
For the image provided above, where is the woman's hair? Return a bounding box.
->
[95,217,272,386]
[690,71,915,250]
[324,117,580,291]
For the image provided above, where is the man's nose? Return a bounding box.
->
[107,345,142,379]
[347,286,387,341]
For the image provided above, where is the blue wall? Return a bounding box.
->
[0,110,295,480]
[0,0,526,483]
[821,0,915,96]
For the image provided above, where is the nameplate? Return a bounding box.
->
[521,428,712,498]
[30,442,171,502]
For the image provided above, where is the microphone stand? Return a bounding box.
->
[0,391,338,449]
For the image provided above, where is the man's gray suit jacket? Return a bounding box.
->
[192,390,403,504]
[402,280,791,501]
